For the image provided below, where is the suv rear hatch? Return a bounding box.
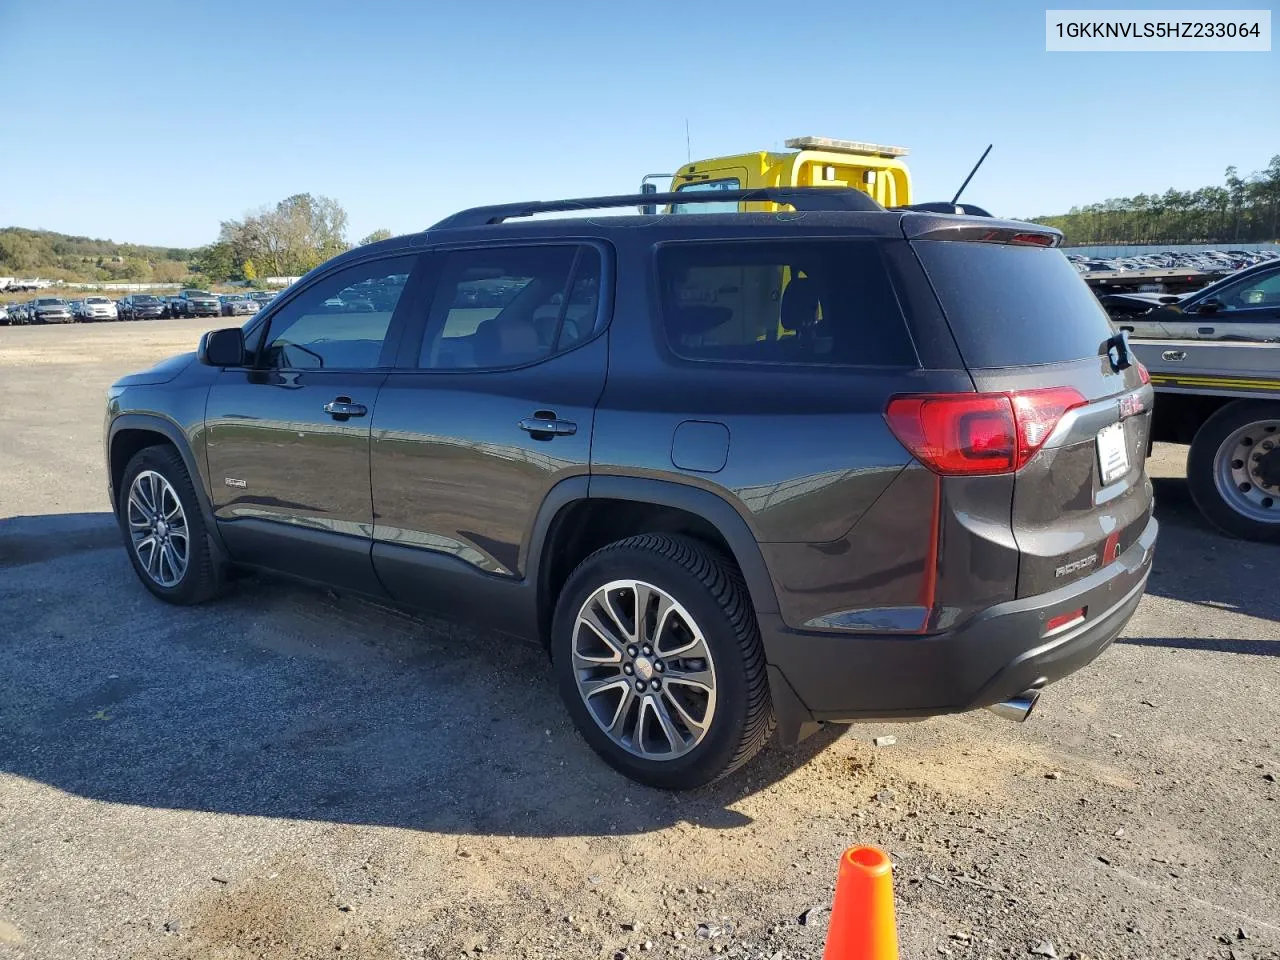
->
[905,222,1153,599]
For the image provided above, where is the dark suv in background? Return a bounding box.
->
[105,188,1157,789]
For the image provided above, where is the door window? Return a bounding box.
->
[1210,267,1280,311]
[260,255,417,370]
[419,245,602,369]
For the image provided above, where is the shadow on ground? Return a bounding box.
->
[0,510,844,839]
[1139,477,1280,624]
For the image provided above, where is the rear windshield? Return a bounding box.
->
[656,239,917,367]
[913,241,1116,368]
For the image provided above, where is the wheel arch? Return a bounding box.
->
[527,475,779,648]
[108,415,220,542]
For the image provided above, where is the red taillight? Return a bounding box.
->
[886,387,1087,476]
[1136,362,1151,385]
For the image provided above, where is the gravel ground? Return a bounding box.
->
[0,319,1277,960]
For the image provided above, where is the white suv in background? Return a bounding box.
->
[81,296,119,322]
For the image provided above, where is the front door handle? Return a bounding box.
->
[324,396,367,420]
[1197,327,1215,335]
[519,412,577,439]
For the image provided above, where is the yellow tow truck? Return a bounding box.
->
[641,136,914,212]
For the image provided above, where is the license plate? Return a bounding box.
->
[1096,421,1129,485]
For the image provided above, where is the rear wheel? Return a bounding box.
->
[1188,401,1280,542]
[119,445,224,603]
[552,534,774,790]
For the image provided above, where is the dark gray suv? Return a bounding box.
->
[104,188,1157,789]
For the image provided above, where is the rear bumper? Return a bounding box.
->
[761,515,1157,739]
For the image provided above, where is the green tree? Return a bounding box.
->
[192,241,238,282]
[358,228,393,245]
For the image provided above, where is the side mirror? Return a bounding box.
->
[1197,297,1224,314]
[198,327,245,366]
[640,181,658,217]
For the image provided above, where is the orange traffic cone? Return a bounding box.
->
[822,845,899,960]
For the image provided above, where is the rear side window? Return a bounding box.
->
[419,245,602,370]
[913,241,1116,368]
[656,240,916,366]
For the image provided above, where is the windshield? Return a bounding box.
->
[672,178,742,215]
[86,297,110,304]
[135,296,159,303]
[187,291,214,297]
[36,298,65,306]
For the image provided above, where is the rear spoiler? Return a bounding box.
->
[896,201,994,217]
[900,213,1063,248]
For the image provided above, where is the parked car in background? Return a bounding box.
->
[80,296,119,322]
[68,299,86,320]
[0,303,9,325]
[5,302,25,324]
[248,291,276,308]
[1103,259,1280,341]
[119,294,168,321]
[31,297,74,323]
[220,295,259,317]
[171,289,221,318]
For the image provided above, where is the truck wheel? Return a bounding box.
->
[118,445,224,604]
[1187,401,1280,542]
[552,534,774,790]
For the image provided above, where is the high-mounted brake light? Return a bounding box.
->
[885,387,1087,476]
[1009,232,1056,247]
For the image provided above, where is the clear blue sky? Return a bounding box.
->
[2,0,1275,248]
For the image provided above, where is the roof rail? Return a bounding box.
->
[430,187,884,229]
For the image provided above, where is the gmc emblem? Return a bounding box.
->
[1118,393,1145,419]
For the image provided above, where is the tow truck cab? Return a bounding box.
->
[642,136,914,213]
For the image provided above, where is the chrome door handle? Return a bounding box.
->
[324,397,367,419]
[519,415,577,438]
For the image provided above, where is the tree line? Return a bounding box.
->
[1,193,392,287]
[1030,155,1280,247]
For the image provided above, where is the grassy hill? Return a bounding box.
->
[0,227,194,284]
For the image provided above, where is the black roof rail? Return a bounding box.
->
[430,187,884,229]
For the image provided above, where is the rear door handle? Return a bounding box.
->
[519,413,577,438]
[324,396,367,419]
[1197,327,1215,335]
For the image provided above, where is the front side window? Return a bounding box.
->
[672,178,741,215]
[1210,267,1280,311]
[260,255,416,370]
[419,245,602,369]
[656,240,916,366]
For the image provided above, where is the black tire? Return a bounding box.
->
[1187,400,1280,543]
[118,445,224,604]
[552,534,774,790]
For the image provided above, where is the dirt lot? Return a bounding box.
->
[1,319,1277,960]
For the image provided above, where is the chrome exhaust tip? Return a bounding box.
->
[986,690,1041,723]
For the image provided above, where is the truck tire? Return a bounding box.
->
[552,533,774,790]
[1187,400,1280,543]
[118,445,225,604]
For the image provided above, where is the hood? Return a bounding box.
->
[112,351,196,387]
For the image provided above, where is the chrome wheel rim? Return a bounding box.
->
[572,579,718,760]
[127,470,189,587]
[1214,419,1280,525]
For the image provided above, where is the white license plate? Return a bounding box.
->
[1096,421,1129,485]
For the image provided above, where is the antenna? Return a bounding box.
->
[685,119,691,162]
[951,144,992,205]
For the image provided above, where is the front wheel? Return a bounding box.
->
[118,445,224,603]
[552,534,774,790]
[1187,401,1280,542]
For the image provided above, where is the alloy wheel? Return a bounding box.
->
[127,470,190,587]
[571,579,718,760]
